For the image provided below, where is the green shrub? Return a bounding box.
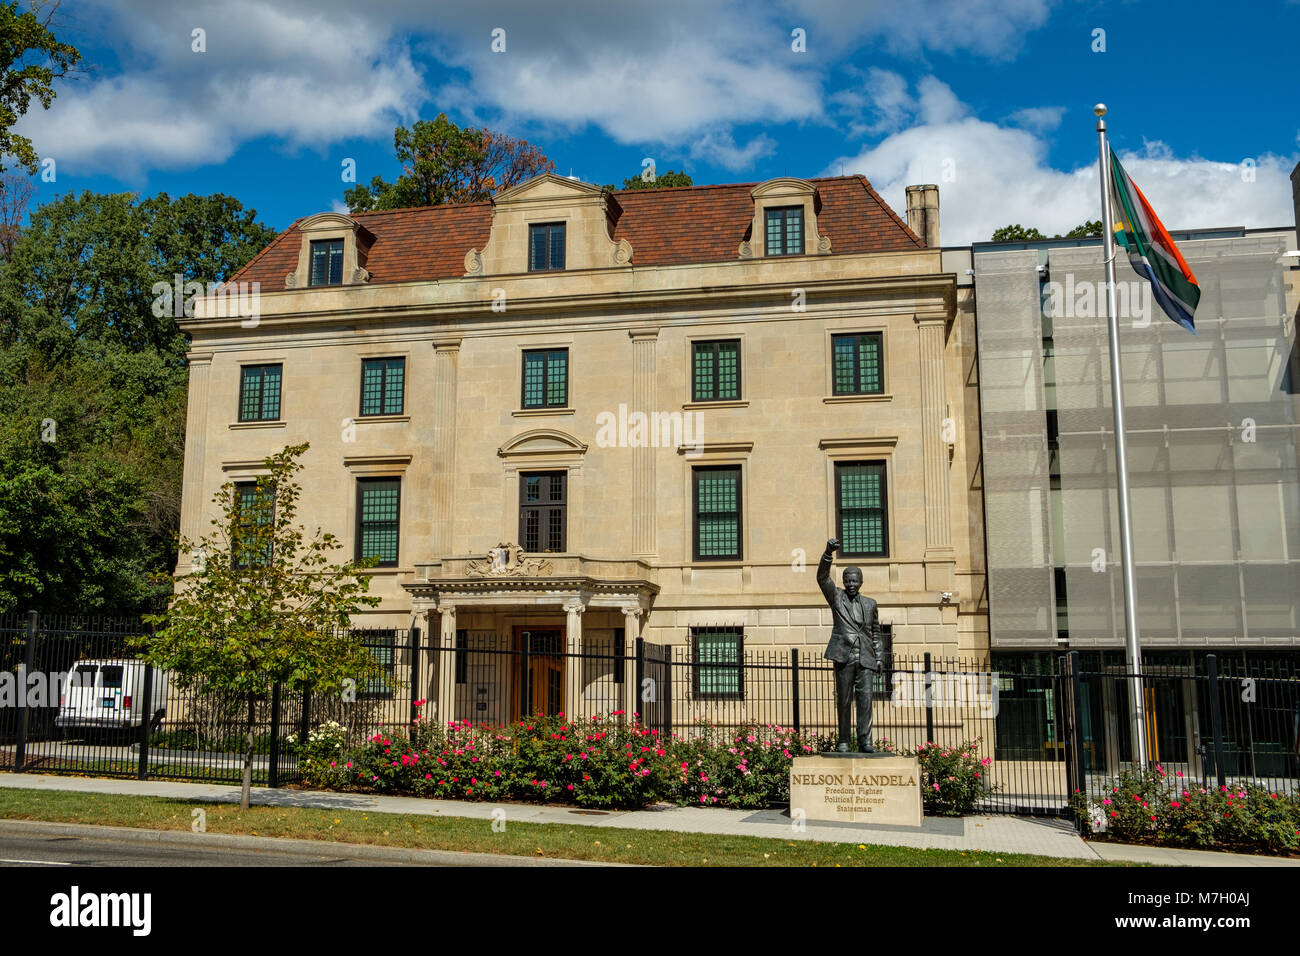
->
[1072,765,1300,855]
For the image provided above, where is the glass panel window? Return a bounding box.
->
[528,222,565,271]
[693,466,742,560]
[310,239,344,286]
[836,461,888,557]
[521,349,568,408]
[357,478,400,567]
[352,629,395,698]
[233,480,275,568]
[519,471,566,552]
[238,364,282,422]
[831,332,883,395]
[360,357,404,416]
[692,340,741,401]
[765,206,803,256]
[692,627,743,700]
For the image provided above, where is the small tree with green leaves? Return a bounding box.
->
[140,443,382,809]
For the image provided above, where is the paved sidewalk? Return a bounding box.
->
[2,773,1296,866]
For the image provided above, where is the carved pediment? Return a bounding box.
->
[466,542,555,577]
[498,428,588,458]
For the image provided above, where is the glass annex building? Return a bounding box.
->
[966,214,1300,774]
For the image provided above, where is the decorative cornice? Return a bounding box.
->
[818,436,899,450]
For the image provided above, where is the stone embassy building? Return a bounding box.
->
[177,173,987,722]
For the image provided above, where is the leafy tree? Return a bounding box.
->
[991,223,1046,242]
[0,190,278,362]
[1064,220,1104,239]
[0,172,33,258]
[0,339,186,613]
[139,443,383,810]
[0,0,80,174]
[991,221,1104,241]
[0,189,277,614]
[603,169,694,191]
[345,113,554,212]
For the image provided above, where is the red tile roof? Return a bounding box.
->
[227,175,923,288]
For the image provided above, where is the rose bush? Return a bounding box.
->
[1071,764,1300,855]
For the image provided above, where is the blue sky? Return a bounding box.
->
[17,0,1300,244]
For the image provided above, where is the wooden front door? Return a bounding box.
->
[511,627,565,719]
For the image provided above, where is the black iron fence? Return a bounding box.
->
[1061,651,1300,824]
[3,612,1296,819]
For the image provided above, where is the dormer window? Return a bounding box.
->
[310,239,344,286]
[765,206,804,257]
[529,222,566,271]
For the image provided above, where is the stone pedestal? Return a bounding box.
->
[789,753,923,827]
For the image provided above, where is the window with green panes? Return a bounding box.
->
[351,629,395,698]
[309,239,344,286]
[238,364,282,421]
[692,627,744,699]
[835,461,888,557]
[765,205,803,256]
[692,340,741,401]
[831,332,883,395]
[521,348,568,408]
[233,480,274,568]
[356,478,400,567]
[360,357,404,416]
[693,466,742,560]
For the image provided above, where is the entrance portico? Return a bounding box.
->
[404,549,657,725]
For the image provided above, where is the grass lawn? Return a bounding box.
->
[0,787,1134,867]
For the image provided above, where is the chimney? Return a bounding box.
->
[905,184,940,247]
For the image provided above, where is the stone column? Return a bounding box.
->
[435,602,457,728]
[620,604,643,718]
[916,313,955,591]
[629,329,659,556]
[411,602,436,711]
[564,598,586,720]
[176,351,214,576]
[431,337,462,558]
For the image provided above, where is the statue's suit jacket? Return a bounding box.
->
[817,551,883,670]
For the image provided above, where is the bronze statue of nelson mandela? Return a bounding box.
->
[817,538,883,753]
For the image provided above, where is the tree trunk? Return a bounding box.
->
[241,692,254,811]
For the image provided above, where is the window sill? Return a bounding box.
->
[230,420,286,429]
[513,407,574,417]
[683,400,749,410]
[355,566,409,575]
[353,414,410,424]
[823,394,892,405]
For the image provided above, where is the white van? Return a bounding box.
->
[56,659,169,735]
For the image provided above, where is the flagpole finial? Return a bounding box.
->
[1093,103,1107,116]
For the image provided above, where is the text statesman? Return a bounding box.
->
[817,538,882,753]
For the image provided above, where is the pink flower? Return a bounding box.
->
[932,783,940,791]
[1170,801,1180,808]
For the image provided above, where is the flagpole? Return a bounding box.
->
[1095,103,1148,769]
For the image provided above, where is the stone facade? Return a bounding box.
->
[178,173,989,721]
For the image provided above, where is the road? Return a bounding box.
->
[0,821,615,867]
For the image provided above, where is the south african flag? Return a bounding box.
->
[1108,147,1201,333]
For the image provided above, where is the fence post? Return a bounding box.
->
[662,646,673,739]
[635,637,645,724]
[790,648,801,735]
[409,627,421,724]
[14,610,36,773]
[520,632,532,718]
[298,688,311,752]
[1068,651,1087,816]
[923,652,934,745]
[268,682,282,789]
[1206,653,1226,789]
[136,663,154,781]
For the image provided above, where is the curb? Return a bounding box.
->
[0,818,629,867]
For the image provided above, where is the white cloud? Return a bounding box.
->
[1006,106,1065,133]
[17,0,1062,176]
[17,0,426,175]
[825,77,1298,245]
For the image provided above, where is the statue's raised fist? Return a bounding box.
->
[826,538,841,554]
